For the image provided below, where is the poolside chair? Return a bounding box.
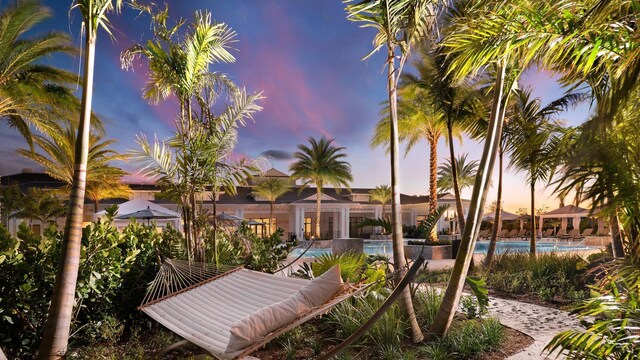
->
[542,229,554,238]
[478,230,488,239]
[573,228,592,240]
[517,229,527,238]
[499,229,509,238]
[139,259,370,359]
[555,228,567,239]
[562,229,580,240]
[506,229,519,239]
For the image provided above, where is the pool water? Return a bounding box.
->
[289,240,599,258]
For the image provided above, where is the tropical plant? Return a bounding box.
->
[399,44,481,235]
[372,82,446,233]
[252,177,290,234]
[0,0,80,148]
[437,154,477,195]
[11,188,66,225]
[289,137,352,238]
[507,88,577,256]
[358,217,392,235]
[16,122,131,212]
[345,0,435,342]
[40,0,123,356]
[369,184,391,221]
[0,184,25,227]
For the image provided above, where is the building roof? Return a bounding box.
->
[262,168,290,178]
[541,205,590,217]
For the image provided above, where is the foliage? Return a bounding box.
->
[290,137,353,238]
[237,226,295,273]
[482,252,588,304]
[0,0,80,148]
[0,212,164,357]
[440,318,505,358]
[437,154,478,194]
[546,255,640,359]
[369,184,391,223]
[358,217,392,234]
[0,184,26,226]
[11,187,66,224]
[407,239,452,246]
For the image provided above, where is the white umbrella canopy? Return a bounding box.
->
[214,212,264,226]
[116,206,179,222]
[95,199,179,218]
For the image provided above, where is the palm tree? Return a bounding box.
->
[121,4,237,138]
[372,84,446,238]
[402,45,482,235]
[252,177,290,235]
[0,184,25,228]
[345,0,435,341]
[437,155,478,193]
[39,1,123,358]
[507,89,576,256]
[122,4,242,257]
[289,137,352,239]
[369,184,391,221]
[12,188,66,226]
[0,0,79,148]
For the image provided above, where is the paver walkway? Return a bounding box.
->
[486,297,581,359]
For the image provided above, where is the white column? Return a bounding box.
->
[410,208,418,226]
[561,217,568,230]
[297,208,306,238]
[373,207,382,234]
[340,207,350,238]
[573,215,580,229]
[539,215,544,235]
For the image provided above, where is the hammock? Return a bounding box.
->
[139,259,370,359]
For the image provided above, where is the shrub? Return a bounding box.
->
[413,287,443,328]
[482,252,588,303]
[442,318,505,357]
[0,210,164,357]
[407,239,452,246]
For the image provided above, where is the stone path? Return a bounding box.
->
[486,297,581,359]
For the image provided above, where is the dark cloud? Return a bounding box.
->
[261,150,292,161]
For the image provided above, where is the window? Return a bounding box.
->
[249,218,276,237]
[349,217,367,237]
[304,217,312,239]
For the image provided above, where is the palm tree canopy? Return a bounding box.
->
[252,177,290,203]
[0,0,83,146]
[12,187,66,223]
[369,184,391,206]
[17,122,128,186]
[437,154,478,194]
[289,137,353,192]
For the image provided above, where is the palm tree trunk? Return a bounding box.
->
[387,49,423,342]
[530,181,536,256]
[610,214,625,258]
[429,63,508,339]
[428,138,438,241]
[269,202,274,235]
[93,199,99,214]
[485,148,503,267]
[315,186,321,238]
[447,121,465,234]
[38,33,97,360]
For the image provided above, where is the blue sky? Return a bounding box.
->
[0,1,593,212]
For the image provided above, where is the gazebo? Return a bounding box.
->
[538,205,590,235]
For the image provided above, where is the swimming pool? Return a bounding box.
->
[289,240,600,258]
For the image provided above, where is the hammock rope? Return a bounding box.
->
[140,259,241,307]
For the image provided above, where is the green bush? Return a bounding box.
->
[0,210,164,357]
[483,252,588,303]
[442,317,505,357]
[413,287,443,328]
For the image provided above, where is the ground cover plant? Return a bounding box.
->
[481,252,589,305]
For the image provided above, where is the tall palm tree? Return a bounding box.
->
[402,45,482,235]
[507,89,577,256]
[39,1,123,358]
[289,137,352,239]
[369,184,391,221]
[85,174,132,213]
[122,4,241,256]
[252,177,290,235]
[345,0,435,341]
[0,0,79,148]
[372,84,446,235]
[0,184,25,227]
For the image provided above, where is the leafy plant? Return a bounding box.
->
[358,217,392,234]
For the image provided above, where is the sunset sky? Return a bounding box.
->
[0,1,593,213]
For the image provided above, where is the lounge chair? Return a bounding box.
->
[561,229,580,240]
[478,230,488,239]
[573,228,593,240]
[555,228,567,239]
[517,229,527,238]
[506,229,519,239]
[541,229,554,238]
[499,229,509,238]
[140,259,370,359]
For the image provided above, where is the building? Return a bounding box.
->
[1,168,470,238]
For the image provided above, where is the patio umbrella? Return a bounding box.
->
[214,212,264,226]
[116,206,179,225]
